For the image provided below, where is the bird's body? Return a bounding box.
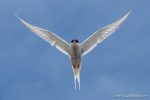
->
[16,11,131,90]
[70,41,81,89]
[70,41,81,68]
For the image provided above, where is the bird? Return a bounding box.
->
[16,11,131,90]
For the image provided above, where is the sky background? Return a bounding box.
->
[0,0,150,100]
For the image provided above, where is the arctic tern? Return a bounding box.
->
[16,11,131,90]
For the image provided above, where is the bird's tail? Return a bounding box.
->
[73,68,80,90]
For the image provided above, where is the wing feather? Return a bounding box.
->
[81,11,131,56]
[16,15,70,56]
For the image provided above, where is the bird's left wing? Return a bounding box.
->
[81,11,131,56]
[16,15,70,56]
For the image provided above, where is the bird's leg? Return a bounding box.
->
[73,63,79,69]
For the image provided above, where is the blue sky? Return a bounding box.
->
[0,0,150,100]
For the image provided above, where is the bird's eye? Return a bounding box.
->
[76,40,78,43]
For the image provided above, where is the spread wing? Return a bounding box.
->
[16,15,70,56]
[81,11,131,56]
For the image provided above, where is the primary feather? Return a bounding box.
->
[16,15,70,56]
[81,11,131,56]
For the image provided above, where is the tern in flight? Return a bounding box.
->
[16,11,131,90]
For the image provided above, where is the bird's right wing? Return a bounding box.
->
[81,11,131,56]
[16,15,70,56]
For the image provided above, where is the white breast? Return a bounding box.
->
[70,43,81,58]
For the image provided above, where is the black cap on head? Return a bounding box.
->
[71,39,78,43]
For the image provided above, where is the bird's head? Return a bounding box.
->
[71,39,78,43]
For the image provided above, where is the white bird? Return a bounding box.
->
[16,11,131,90]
